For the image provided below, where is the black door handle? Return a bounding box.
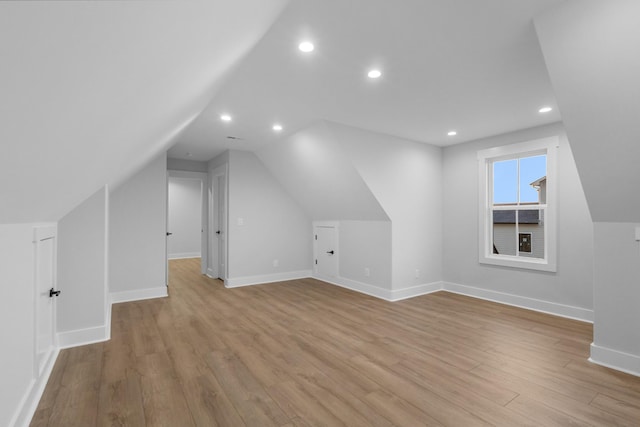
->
[166,232,173,236]
[216,230,221,235]
[49,288,61,298]
[326,250,334,255]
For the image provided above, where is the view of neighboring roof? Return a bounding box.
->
[530,175,547,188]
[493,210,540,224]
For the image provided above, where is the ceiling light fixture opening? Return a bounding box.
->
[220,114,232,122]
[273,124,283,131]
[368,69,382,79]
[538,106,553,113]
[298,41,314,53]
[447,131,457,136]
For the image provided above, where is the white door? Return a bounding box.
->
[216,173,226,279]
[315,225,338,278]
[34,225,57,377]
[208,165,227,280]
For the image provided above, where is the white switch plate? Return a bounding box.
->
[635,226,640,241]
[237,217,244,226]
[364,267,370,277]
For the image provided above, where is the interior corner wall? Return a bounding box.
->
[338,220,392,289]
[109,153,167,300]
[57,186,109,346]
[591,222,640,375]
[0,224,37,427]
[226,150,311,283]
[442,122,594,319]
[329,122,443,290]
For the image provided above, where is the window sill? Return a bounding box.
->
[480,254,557,273]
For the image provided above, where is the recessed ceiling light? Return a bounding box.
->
[298,41,314,53]
[186,152,193,157]
[220,114,232,122]
[273,124,283,131]
[538,106,553,113]
[367,69,382,79]
[447,131,457,136]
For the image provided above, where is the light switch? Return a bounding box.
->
[237,217,244,226]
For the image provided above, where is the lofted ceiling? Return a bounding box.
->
[0,0,288,223]
[168,0,564,161]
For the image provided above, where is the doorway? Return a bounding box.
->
[166,171,208,283]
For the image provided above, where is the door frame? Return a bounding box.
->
[167,170,208,275]
[312,221,339,279]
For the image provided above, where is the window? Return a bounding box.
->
[478,137,558,272]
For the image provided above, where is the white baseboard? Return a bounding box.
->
[57,325,110,349]
[390,281,444,301]
[312,275,442,302]
[110,286,168,304]
[313,274,393,300]
[442,281,594,323]
[9,348,60,427]
[590,343,640,377]
[168,253,200,260]
[225,270,312,288]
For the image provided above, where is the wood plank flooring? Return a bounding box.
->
[32,258,640,426]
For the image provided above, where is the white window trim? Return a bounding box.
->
[477,136,559,272]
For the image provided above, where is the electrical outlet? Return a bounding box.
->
[364,267,370,277]
[415,269,420,279]
[273,259,279,268]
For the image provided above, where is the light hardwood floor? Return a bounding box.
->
[31,258,640,426]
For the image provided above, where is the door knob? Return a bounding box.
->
[166,232,173,236]
[216,230,221,235]
[326,250,334,255]
[49,288,61,298]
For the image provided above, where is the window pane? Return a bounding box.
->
[493,159,517,205]
[492,210,516,255]
[519,155,546,204]
[518,209,544,259]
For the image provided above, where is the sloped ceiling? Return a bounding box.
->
[0,0,288,223]
[168,0,563,162]
[255,121,390,221]
[535,0,640,222]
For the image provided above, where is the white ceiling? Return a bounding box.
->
[168,0,564,161]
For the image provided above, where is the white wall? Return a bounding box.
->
[535,0,640,222]
[166,158,208,173]
[0,224,36,427]
[57,187,109,346]
[338,220,392,289]
[591,222,640,375]
[256,122,389,221]
[333,122,443,291]
[167,176,202,259]
[226,150,311,285]
[442,123,594,319]
[110,153,167,301]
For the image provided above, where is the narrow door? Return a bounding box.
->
[208,166,227,280]
[34,226,58,377]
[216,173,226,279]
[315,225,338,278]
